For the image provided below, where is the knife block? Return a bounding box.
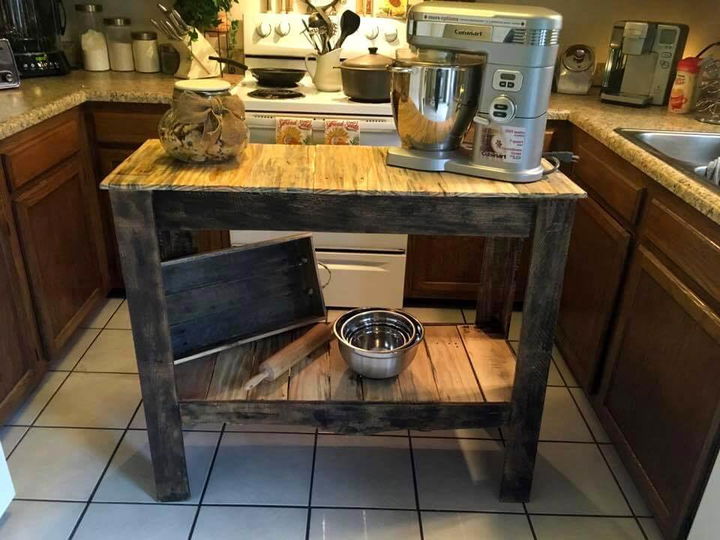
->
[170,30,221,79]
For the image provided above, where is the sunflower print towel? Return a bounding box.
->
[276,117,313,144]
[324,120,360,145]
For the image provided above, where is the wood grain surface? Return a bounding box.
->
[100,140,585,199]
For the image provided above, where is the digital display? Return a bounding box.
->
[500,73,515,80]
[659,29,676,44]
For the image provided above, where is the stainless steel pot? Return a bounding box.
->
[389,57,482,151]
[339,47,393,103]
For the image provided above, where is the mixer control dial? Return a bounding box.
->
[383,26,398,43]
[275,21,291,37]
[489,96,516,123]
[256,22,272,38]
[365,25,379,40]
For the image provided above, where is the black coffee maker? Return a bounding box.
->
[0,0,70,77]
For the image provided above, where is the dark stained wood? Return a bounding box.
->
[0,109,81,191]
[153,191,536,237]
[89,102,169,146]
[175,355,216,401]
[13,156,107,355]
[572,127,647,228]
[598,246,720,540]
[109,189,189,501]
[556,197,631,391]
[181,400,511,434]
[500,199,575,501]
[475,237,523,335]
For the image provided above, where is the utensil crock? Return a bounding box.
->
[305,48,342,92]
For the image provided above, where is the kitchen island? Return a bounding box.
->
[102,140,584,502]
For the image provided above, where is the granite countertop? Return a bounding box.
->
[2,71,719,223]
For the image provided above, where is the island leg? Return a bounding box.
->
[475,238,523,336]
[500,200,575,501]
[110,190,190,501]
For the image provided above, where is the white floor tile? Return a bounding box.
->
[8,427,122,500]
[5,371,69,426]
[73,503,196,540]
[422,511,533,540]
[537,387,593,442]
[403,307,464,324]
[0,426,27,457]
[193,506,307,540]
[203,432,314,505]
[600,444,653,517]
[308,508,421,540]
[461,308,475,324]
[326,309,348,323]
[638,518,664,540]
[74,329,138,373]
[106,301,131,329]
[553,346,580,387]
[312,435,415,509]
[531,515,645,539]
[81,298,123,329]
[34,372,141,429]
[130,403,223,431]
[49,328,101,371]
[0,500,84,540]
[410,428,501,439]
[525,442,631,516]
[508,341,565,386]
[94,430,219,504]
[509,311,522,340]
[225,423,316,433]
[569,387,611,443]
[412,438,524,513]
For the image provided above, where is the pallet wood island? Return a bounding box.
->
[102,140,585,503]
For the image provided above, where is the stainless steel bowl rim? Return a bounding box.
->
[333,308,424,357]
[393,58,485,68]
[339,309,417,348]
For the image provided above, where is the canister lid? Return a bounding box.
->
[174,79,232,93]
[75,3,102,12]
[131,31,158,40]
[103,17,131,26]
[342,47,394,70]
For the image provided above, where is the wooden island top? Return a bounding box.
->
[101,140,585,199]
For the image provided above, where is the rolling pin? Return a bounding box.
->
[243,323,334,391]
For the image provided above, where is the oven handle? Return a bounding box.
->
[244,112,397,133]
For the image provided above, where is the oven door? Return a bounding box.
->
[245,112,400,146]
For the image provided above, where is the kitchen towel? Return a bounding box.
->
[324,119,360,145]
[276,117,313,144]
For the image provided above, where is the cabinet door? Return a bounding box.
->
[405,235,486,300]
[599,246,720,539]
[14,157,106,356]
[556,197,631,390]
[0,188,45,420]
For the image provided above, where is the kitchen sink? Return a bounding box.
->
[616,129,720,188]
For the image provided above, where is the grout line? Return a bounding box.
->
[19,370,74,430]
[68,399,141,539]
[524,504,538,540]
[63,298,125,371]
[304,429,319,540]
[187,423,227,539]
[407,434,425,540]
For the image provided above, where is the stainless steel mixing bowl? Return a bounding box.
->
[333,308,424,379]
[389,57,482,151]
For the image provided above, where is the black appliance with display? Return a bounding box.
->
[0,0,70,77]
[0,38,20,87]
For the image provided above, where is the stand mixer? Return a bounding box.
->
[387,2,562,183]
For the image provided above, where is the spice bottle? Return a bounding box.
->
[132,31,160,73]
[668,57,700,114]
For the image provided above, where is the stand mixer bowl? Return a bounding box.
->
[389,56,482,152]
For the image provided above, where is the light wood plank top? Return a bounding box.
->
[101,139,584,199]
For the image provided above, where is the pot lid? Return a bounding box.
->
[174,79,232,93]
[342,47,393,69]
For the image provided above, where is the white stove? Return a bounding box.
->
[229,8,409,308]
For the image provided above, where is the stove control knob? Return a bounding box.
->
[275,21,291,37]
[365,25,379,40]
[256,22,272,38]
[383,27,398,43]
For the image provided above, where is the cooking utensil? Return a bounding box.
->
[333,308,424,379]
[308,13,331,53]
[243,323,334,391]
[252,67,306,87]
[390,57,482,151]
[339,47,392,102]
[157,3,185,36]
[334,10,360,50]
[208,55,248,71]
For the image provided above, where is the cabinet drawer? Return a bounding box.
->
[643,198,720,300]
[573,128,646,227]
[91,105,167,145]
[2,113,80,191]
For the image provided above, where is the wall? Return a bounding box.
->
[61,0,719,61]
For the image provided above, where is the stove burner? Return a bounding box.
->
[248,89,304,100]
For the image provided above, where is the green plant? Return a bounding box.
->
[174,0,239,38]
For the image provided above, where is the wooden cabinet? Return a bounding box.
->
[0,173,45,421]
[599,245,720,539]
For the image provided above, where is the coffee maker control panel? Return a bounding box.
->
[492,70,523,92]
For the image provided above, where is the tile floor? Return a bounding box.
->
[0,299,663,540]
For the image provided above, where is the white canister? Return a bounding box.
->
[104,17,134,72]
[132,31,160,73]
[75,4,109,71]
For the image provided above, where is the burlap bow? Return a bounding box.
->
[173,90,247,148]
